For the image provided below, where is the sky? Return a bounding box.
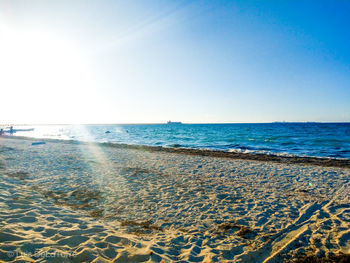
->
[0,0,349,124]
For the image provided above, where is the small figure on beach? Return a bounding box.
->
[9,126,14,134]
[0,128,3,135]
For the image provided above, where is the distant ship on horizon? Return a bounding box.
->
[167,121,182,125]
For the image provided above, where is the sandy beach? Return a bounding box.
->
[0,136,349,262]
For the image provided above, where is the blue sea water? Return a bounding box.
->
[11,123,350,159]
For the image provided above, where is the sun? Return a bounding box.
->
[0,25,97,124]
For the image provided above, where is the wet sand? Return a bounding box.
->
[0,136,349,262]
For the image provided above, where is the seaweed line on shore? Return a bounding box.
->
[4,135,350,169]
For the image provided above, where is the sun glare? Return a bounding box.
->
[0,26,97,124]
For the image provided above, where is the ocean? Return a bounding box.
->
[9,123,350,159]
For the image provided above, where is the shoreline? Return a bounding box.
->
[4,135,350,169]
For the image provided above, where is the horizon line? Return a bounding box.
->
[1,121,350,126]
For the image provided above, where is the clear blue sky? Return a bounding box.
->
[0,0,349,123]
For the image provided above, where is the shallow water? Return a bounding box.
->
[11,123,350,159]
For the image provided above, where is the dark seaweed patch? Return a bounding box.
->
[290,253,350,263]
[6,171,29,180]
[43,187,102,211]
[217,222,257,239]
[89,209,104,218]
[121,219,163,234]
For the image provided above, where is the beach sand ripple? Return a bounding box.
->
[0,137,349,262]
